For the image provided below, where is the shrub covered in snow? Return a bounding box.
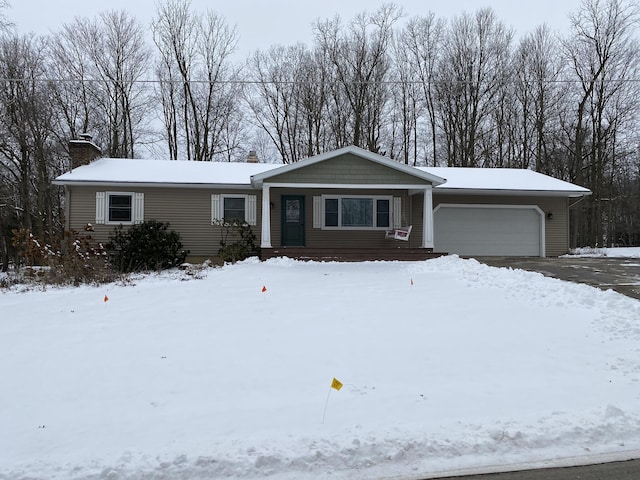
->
[7,226,115,286]
[53,227,114,285]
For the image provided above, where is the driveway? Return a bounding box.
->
[472,256,640,300]
[427,458,640,480]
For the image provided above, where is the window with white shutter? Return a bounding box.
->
[393,197,402,228]
[313,196,321,228]
[212,194,256,226]
[95,192,105,224]
[133,193,144,224]
[211,194,221,224]
[100,191,141,225]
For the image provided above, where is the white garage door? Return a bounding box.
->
[434,205,543,257]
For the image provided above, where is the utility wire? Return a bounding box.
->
[1,77,640,85]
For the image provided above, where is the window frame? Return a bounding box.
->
[211,194,257,226]
[221,194,248,223]
[321,194,393,230]
[105,191,135,225]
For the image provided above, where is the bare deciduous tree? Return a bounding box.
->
[389,33,421,164]
[152,0,243,161]
[0,34,62,246]
[246,44,306,164]
[513,26,566,174]
[314,4,401,152]
[436,8,513,167]
[245,43,329,164]
[400,13,445,166]
[563,0,640,246]
[49,10,151,158]
[0,0,12,33]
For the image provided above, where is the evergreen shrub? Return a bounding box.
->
[107,220,188,272]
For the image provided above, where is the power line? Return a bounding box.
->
[1,77,640,85]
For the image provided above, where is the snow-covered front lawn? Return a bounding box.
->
[1,255,640,480]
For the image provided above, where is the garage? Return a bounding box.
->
[434,204,544,257]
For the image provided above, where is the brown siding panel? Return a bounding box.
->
[67,186,262,261]
[66,184,572,261]
[270,188,423,249]
[266,154,426,185]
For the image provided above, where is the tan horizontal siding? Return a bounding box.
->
[267,154,427,185]
[66,184,572,260]
[66,186,262,260]
[432,194,569,256]
[67,187,112,243]
[269,188,419,249]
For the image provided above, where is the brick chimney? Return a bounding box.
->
[246,150,259,163]
[69,134,102,170]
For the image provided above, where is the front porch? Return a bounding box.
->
[260,247,445,262]
[249,148,447,257]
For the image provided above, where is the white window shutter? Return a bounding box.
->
[313,196,321,228]
[95,192,105,224]
[246,195,257,226]
[211,194,221,224]
[393,197,402,228]
[133,193,144,224]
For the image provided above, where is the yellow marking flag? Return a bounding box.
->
[331,377,343,391]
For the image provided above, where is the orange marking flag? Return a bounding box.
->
[331,377,343,391]
[104,294,109,303]
[262,285,267,293]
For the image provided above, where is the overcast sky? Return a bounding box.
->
[8,0,583,55]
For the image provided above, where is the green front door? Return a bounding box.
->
[281,195,305,246]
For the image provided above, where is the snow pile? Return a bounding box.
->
[1,255,640,480]
[566,247,640,258]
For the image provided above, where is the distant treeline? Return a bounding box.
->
[0,0,639,268]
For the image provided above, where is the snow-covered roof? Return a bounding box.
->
[54,158,277,188]
[53,156,591,197]
[251,145,447,187]
[421,167,591,197]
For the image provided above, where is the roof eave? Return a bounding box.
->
[434,187,593,197]
[52,180,253,189]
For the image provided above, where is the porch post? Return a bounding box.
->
[261,184,272,248]
[422,185,434,249]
